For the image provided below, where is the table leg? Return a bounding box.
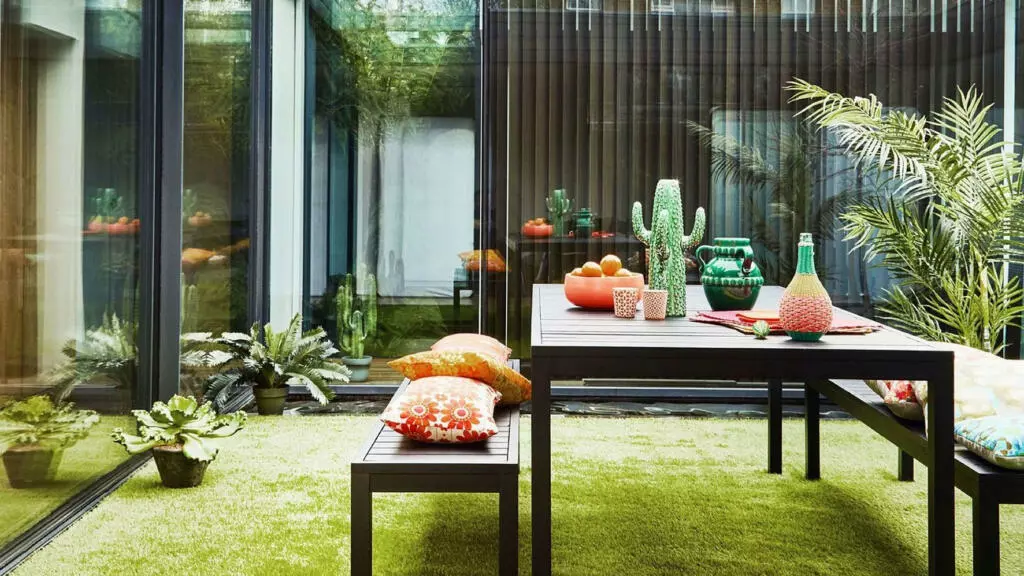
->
[768,379,782,474]
[351,472,372,576]
[531,361,552,576]
[805,382,820,480]
[927,368,955,576]
[898,449,915,482]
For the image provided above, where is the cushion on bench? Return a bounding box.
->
[381,376,501,443]
[954,414,1024,471]
[388,349,531,404]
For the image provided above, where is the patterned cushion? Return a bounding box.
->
[865,379,924,420]
[381,377,501,443]
[431,333,512,363]
[389,349,531,405]
[954,415,1024,470]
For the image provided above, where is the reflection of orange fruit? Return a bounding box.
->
[614,268,632,277]
[581,262,603,277]
[570,267,583,276]
[600,255,622,276]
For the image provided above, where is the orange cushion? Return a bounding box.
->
[381,377,500,443]
[432,333,512,362]
[389,350,531,405]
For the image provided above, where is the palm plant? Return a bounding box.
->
[788,80,1024,353]
[195,314,349,412]
[686,118,862,286]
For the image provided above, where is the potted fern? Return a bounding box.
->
[0,396,99,488]
[198,313,349,415]
[112,395,245,488]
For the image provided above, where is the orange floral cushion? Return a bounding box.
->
[432,333,512,363]
[388,350,531,405]
[381,377,500,443]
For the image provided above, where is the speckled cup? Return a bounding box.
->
[643,289,668,320]
[612,287,639,318]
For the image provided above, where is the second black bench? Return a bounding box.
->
[805,378,1024,576]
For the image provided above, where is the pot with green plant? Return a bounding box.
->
[336,270,377,382]
[197,313,348,415]
[0,396,99,488]
[112,395,245,488]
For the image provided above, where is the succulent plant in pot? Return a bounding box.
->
[0,396,99,489]
[198,313,349,415]
[112,395,245,488]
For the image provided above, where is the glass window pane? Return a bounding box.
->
[180,0,252,396]
[1,0,142,544]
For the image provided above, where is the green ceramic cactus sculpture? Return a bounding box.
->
[545,188,572,236]
[632,179,706,317]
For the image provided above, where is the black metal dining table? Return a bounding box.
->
[529,283,955,576]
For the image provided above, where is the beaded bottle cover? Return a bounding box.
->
[778,233,833,342]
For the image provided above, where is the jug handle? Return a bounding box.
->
[695,245,714,273]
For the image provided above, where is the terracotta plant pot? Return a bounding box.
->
[563,273,645,310]
[343,356,372,383]
[152,445,210,488]
[2,446,63,489]
[252,387,288,415]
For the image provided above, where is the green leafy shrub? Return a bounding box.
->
[112,395,245,462]
[193,313,349,410]
[0,396,99,451]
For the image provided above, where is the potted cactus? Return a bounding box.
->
[112,395,245,488]
[0,396,99,488]
[336,270,377,382]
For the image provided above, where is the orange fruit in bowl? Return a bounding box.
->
[570,267,583,276]
[581,262,603,277]
[600,254,622,276]
[613,268,632,277]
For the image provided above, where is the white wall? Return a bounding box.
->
[29,3,86,369]
[356,118,476,298]
[268,0,306,327]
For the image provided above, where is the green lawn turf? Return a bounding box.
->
[13,415,1024,575]
[0,416,134,547]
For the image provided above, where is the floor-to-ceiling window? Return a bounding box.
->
[0,0,143,546]
[179,0,254,395]
[285,0,481,382]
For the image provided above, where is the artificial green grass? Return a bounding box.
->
[0,416,133,547]
[13,415,1024,575]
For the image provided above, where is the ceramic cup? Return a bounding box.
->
[612,287,639,318]
[643,289,668,320]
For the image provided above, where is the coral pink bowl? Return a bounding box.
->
[563,273,645,310]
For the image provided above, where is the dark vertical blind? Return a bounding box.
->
[485,0,1008,357]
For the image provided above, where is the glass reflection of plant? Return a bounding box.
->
[316,0,474,266]
[687,119,864,286]
[0,396,100,488]
[790,80,1024,353]
[50,314,137,404]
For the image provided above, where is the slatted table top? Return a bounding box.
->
[352,382,520,475]
[531,284,949,381]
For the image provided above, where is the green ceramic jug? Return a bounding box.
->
[574,208,594,238]
[695,238,764,311]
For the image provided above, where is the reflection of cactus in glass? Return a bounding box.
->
[545,188,572,236]
[181,282,200,333]
[632,179,706,317]
[335,269,378,356]
[343,311,368,359]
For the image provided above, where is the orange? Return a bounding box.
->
[581,262,603,277]
[600,254,622,276]
[570,267,584,276]
[613,268,632,277]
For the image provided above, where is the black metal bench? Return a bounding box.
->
[805,379,1024,575]
[350,379,520,576]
